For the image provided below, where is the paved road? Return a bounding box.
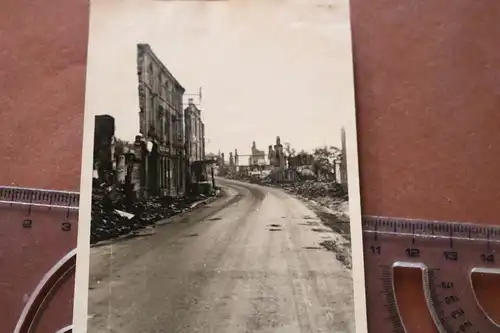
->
[87,178,354,333]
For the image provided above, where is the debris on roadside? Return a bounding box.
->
[320,239,352,269]
[223,172,353,268]
[114,209,134,219]
[90,181,220,244]
[225,173,348,217]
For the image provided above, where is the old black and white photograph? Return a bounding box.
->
[81,0,363,332]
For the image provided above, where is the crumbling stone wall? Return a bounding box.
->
[268,145,277,165]
[288,152,314,168]
[94,115,116,184]
[249,141,266,165]
[273,136,285,169]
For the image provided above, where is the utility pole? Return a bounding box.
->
[211,164,216,189]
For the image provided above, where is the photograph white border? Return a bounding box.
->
[72,1,368,333]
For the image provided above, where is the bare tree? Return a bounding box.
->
[283,142,296,157]
[312,145,342,180]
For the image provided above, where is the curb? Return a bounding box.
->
[155,194,219,226]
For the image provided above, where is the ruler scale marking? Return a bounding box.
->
[364,215,500,333]
[0,185,78,333]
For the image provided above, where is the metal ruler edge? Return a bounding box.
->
[0,185,79,210]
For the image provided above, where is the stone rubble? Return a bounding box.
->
[280,180,347,204]
[227,173,348,212]
[90,180,217,244]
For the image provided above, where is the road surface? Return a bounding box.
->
[87,178,354,333]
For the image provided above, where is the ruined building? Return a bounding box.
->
[113,138,136,185]
[234,149,239,166]
[93,115,116,184]
[248,141,266,166]
[268,136,295,183]
[184,98,206,183]
[268,145,277,166]
[273,136,286,169]
[288,152,314,168]
[205,152,216,160]
[137,43,186,198]
[131,135,147,196]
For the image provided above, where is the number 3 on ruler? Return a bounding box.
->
[61,222,71,232]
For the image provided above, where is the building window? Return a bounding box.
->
[158,106,164,141]
[165,110,171,144]
[149,94,155,137]
[158,74,162,95]
[172,114,177,146]
[170,113,175,145]
[148,63,154,87]
[167,83,172,104]
[158,76,162,98]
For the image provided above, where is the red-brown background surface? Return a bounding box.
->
[351,0,500,332]
[0,0,88,191]
[0,0,88,332]
[1,0,499,332]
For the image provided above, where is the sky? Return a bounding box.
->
[85,0,356,159]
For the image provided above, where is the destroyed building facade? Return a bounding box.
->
[137,43,186,197]
[272,136,286,169]
[93,115,116,183]
[249,141,266,166]
[219,130,347,186]
[184,98,206,183]
[184,99,205,163]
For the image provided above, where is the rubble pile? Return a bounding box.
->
[226,173,348,211]
[90,183,216,244]
[223,173,261,184]
[281,180,346,201]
